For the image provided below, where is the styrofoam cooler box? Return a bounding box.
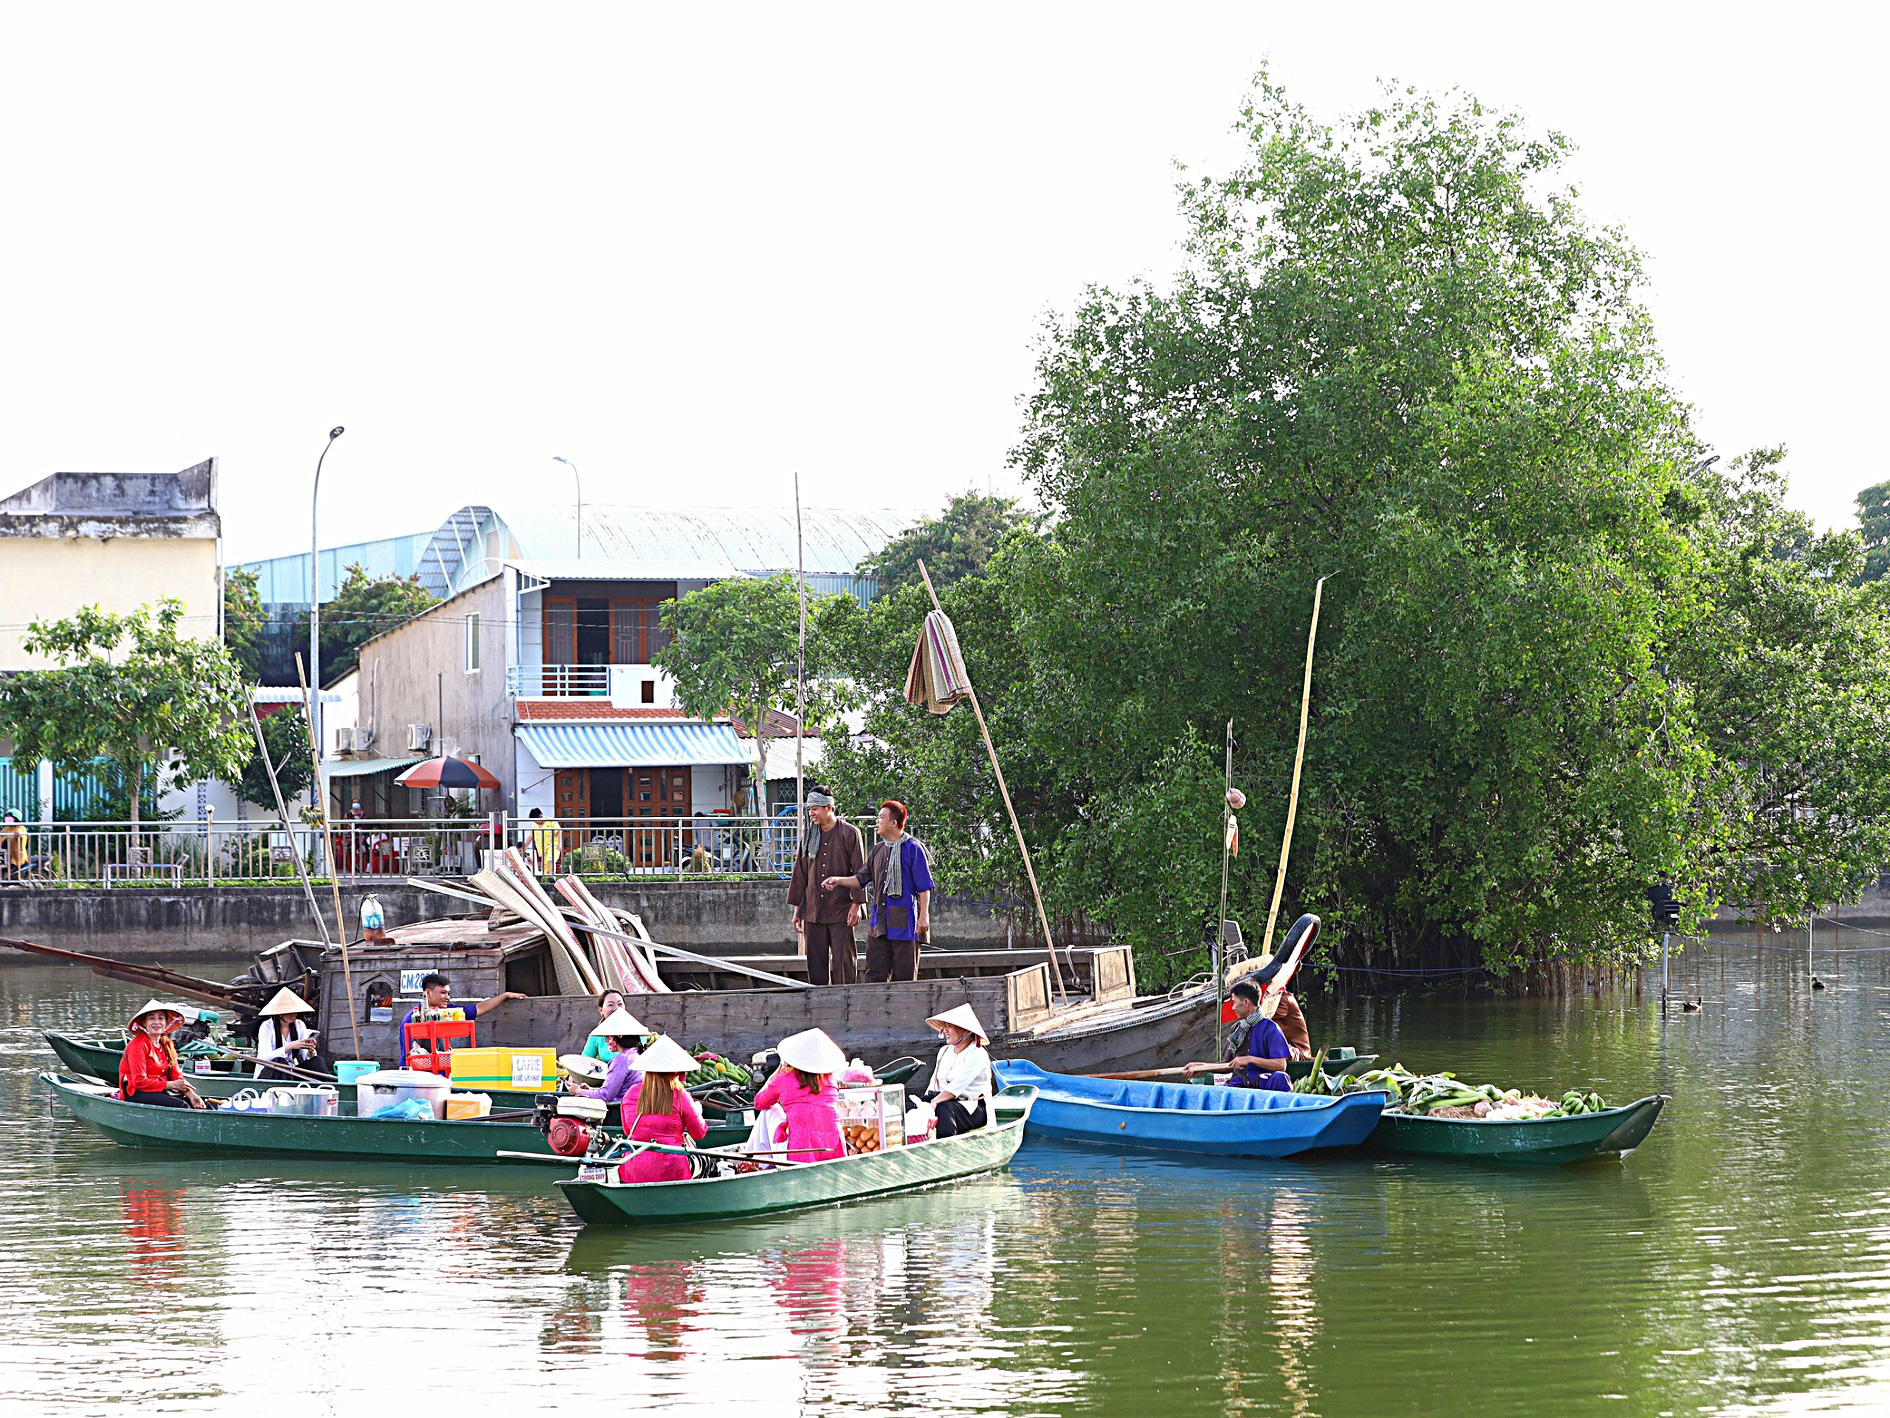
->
[448,1047,558,1091]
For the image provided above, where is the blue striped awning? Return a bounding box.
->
[515,721,749,770]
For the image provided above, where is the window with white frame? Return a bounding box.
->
[465,612,481,672]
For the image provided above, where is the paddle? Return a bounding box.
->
[210,1051,337,1085]
[1084,1067,1195,1081]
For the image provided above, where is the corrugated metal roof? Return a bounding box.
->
[325,756,428,778]
[515,722,749,770]
[501,505,926,576]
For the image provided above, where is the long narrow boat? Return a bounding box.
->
[556,1086,1038,1227]
[40,1072,749,1161]
[1362,1095,1669,1166]
[47,1034,922,1108]
[992,1060,1385,1158]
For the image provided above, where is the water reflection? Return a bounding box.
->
[5,941,1890,1415]
[118,1179,187,1288]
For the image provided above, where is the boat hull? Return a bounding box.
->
[1363,1095,1669,1165]
[557,1088,1037,1227]
[43,1072,572,1163]
[993,1061,1386,1158]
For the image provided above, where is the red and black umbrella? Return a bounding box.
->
[395,755,500,791]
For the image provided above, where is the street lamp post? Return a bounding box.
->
[553,456,582,559]
[310,426,345,813]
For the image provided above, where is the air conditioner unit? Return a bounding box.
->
[407,724,432,752]
[333,727,358,753]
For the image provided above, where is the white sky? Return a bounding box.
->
[0,3,1880,562]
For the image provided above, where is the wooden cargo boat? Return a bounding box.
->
[554,1086,1038,1227]
[992,1061,1386,1158]
[1363,1094,1669,1166]
[40,1072,755,1161]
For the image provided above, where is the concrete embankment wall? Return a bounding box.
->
[0,881,1010,960]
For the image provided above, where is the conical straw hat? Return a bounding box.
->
[259,987,315,1017]
[925,1003,988,1045]
[635,1035,698,1075]
[589,1007,650,1038]
[127,999,184,1030]
[776,1028,847,1074]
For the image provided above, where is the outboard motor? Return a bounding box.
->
[534,1093,609,1157]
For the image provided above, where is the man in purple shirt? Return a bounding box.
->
[1182,980,1292,1091]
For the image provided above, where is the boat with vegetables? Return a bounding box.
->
[1317,1065,1668,1166]
[548,1085,1040,1227]
[991,1059,1387,1158]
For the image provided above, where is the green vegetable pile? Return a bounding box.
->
[1316,1063,1607,1119]
[684,1045,751,1089]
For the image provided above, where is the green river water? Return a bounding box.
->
[3,931,1886,1418]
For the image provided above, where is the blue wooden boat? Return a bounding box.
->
[992,1060,1387,1158]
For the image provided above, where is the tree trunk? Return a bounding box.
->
[753,687,769,817]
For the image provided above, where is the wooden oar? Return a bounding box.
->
[1085,1067,1194,1081]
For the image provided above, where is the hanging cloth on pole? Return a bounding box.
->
[904,610,973,714]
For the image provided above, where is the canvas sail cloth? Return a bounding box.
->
[905,611,973,713]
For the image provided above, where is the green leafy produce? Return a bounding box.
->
[1319,1063,1604,1119]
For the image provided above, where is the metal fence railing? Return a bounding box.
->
[0,814,875,885]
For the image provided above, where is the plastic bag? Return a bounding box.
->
[836,1057,878,1087]
[367,1098,437,1122]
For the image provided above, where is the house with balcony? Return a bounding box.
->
[334,506,921,859]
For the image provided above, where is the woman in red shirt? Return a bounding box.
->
[118,1000,206,1109]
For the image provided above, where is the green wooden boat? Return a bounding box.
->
[1363,1094,1669,1165]
[556,1085,1039,1227]
[44,1031,284,1099]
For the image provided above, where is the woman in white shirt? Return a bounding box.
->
[255,987,320,1079]
[922,1004,992,1138]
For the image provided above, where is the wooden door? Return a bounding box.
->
[542,599,577,693]
[554,770,589,860]
[625,765,691,867]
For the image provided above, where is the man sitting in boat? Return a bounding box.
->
[118,1000,207,1109]
[399,973,526,1062]
[255,988,320,1079]
[920,1004,993,1136]
[1183,981,1291,1090]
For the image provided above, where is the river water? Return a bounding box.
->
[3,930,1887,1418]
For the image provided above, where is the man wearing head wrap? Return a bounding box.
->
[786,785,866,985]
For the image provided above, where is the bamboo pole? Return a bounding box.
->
[1215,718,1233,1055]
[915,559,1067,1002]
[295,655,363,1059]
[1246,577,1328,980]
[794,470,807,960]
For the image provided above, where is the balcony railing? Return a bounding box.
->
[0,814,873,884]
[507,664,611,697]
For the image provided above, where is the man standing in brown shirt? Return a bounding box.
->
[786,786,866,985]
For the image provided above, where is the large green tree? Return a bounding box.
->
[1854,478,1890,583]
[654,575,849,813]
[0,600,253,830]
[820,77,1890,982]
[858,493,1037,594]
[234,706,315,809]
[292,564,435,684]
[221,565,271,682]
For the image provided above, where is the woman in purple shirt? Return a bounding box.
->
[581,1007,650,1103]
